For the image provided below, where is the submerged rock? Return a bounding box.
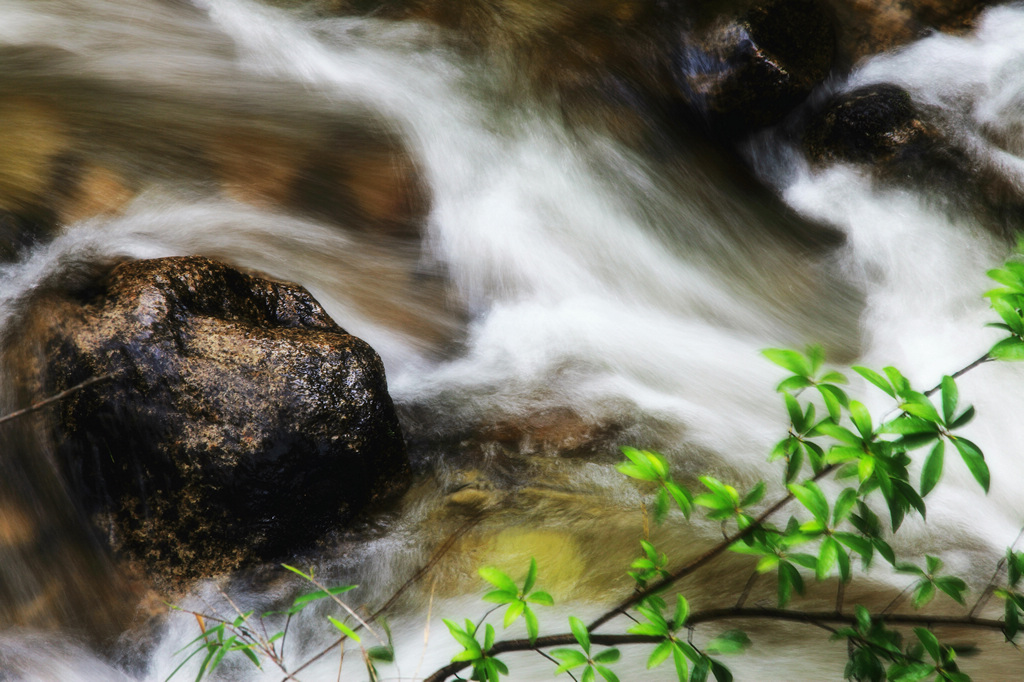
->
[674,0,836,134]
[11,256,409,581]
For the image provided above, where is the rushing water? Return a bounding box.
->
[2,0,1024,680]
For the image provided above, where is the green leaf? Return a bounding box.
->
[853,366,896,398]
[1004,598,1020,640]
[665,645,686,682]
[935,576,967,605]
[883,366,911,397]
[817,385,842,421]
[569,616,590,654]
[951,437,990,492]
[834,532,872,560]
[523,557,538,593]
[788,482,829,524]
[525,606,539,644]
[665,481,693,518]
[949,405,976,429]
[551,649,588,673]
[888,662,936,682]
[527,591,554,606]
[763,348,811,377]
[479,567,518,595]
[673,594,690,629]
[289,584,358,612]
[595,665,620,682]
[654,487,670,524]
[833,488,858,525]
[848,400,873,439]
[740,481,765,508]
[784,392,805,430]
[989,337,1024,361]
[778,375,814,392]
[327,616,361,642]
[503,600,525,628]
[836,543,852,582]
[912,580,936,608]
[778,561,803,607]
[239,647,261,668]
[709,659,734,682]
[647,641,672,670]
[914,627,942,662]
[900,393,942,424]
[940,376,958,424]
[443,619,480,654]
[817,536,839,580]
[594,649,621,664]
[705,630,750,655]
[920,440,944,497]
[814,422,862,446]
[482,589,516,605]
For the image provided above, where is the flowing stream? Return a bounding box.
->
[2,1,1024,680]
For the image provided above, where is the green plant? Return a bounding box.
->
[170,247,1024,681]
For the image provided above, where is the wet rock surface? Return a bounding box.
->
[803,83,939,164]
[11,256,409,581]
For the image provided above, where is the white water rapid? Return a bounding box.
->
[2,0,1024,680]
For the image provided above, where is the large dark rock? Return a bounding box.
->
[11,256,409,580]
[674,0,836,135]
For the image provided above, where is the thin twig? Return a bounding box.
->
[412,577,437,682]
[0,373,116,427]
[736,571,759,609]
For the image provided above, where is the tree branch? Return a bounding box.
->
[423,606,1007,681]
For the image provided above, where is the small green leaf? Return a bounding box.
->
[763,348,811,377]
[523,557,538,593]
[848,400,873,439]
[479,567,518,595]
[940,376,958,424]
[569,616,590,654]
[594,649,621,664]
[527,591,554,606]
[920,440,944,497]
[788,482,829,524]
[705,630,750,655]
[673,594,690,629]
[912,580,936,608]
[914,627,942,662]
[935,576,967,605]
[595,664,620,682]
[833,488,858,525]
[327,616,360,643]
[503,599,525,628]
[951,437,990,492]
[647,641,672,669]
[817,536,839,580]
[853,366,896,398]
[990,337,1024,361]
[525,606,539,644]
[551,649,588,673]
[671,644,689,681]
[740,481,765,508]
